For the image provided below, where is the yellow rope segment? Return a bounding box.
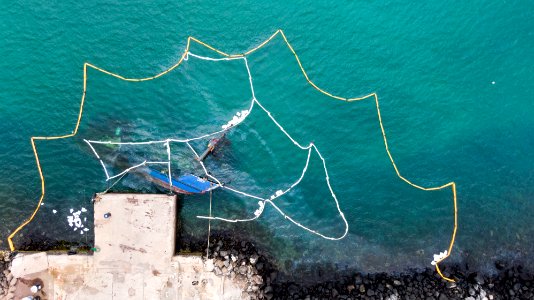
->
[7,29,458,282]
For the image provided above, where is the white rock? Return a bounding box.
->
[204,259,214,272]
[67,216,74,227]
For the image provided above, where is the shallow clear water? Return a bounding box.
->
[0,1,533,278]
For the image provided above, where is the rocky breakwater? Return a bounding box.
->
[251,264,534,300]
[0,251,15,299]
[204,235,278,299]
[202,235,534,299]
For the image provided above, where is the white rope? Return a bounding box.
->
[85,53,349,240]
[107,160,147,181]
[206,190,212,258]
[84,139,111,179]
[165,140,172,189]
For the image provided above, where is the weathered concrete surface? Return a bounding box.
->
[94,193,176,273]
[8,194,247,299]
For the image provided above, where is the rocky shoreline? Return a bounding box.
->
[0,250,14,299]
[2,234,534,299]
[202,234,534,300]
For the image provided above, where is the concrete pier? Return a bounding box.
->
[8,194,245,299]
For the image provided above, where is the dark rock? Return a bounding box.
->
[332,288,339,298]
[288,284,299,295]
[269,271,277,282]
[495,261,506,270]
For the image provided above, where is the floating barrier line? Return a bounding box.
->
[7,30,458,282]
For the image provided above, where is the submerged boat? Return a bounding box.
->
[145,168,219,194]
[198,133,226,161]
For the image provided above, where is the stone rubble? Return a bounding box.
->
[0,251,14,299]
[203,235,534,300]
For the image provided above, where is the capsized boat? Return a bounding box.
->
[145,168,219,194]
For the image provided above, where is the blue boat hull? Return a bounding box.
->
[145,168,218,194]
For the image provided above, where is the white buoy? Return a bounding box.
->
[52,209,57,214]
[492,81,495,85]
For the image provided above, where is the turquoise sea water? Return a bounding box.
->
[1,1,533,278]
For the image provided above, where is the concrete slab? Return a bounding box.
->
[10,252,48,278]
[9,194,247,299]
[94,193,176,271]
